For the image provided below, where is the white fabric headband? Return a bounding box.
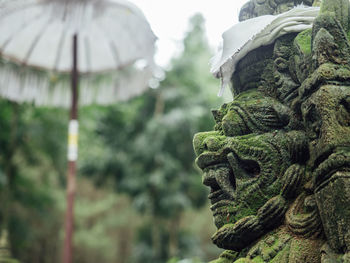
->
[211,5,320,96]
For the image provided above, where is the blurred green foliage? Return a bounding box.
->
[0,13,226,263]
[0,100,66,262]
[81,14,224,262]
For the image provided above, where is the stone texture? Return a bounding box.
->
[193,0,350,262]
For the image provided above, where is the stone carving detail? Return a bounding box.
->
[193,0,350,262]
[239,0,314,22]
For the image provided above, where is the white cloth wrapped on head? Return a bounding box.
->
[211,5,320,96]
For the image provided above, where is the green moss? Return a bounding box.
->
[209,258,231,263]
[267,180,283,197]
[234,89,263,101]
[313,0,322,6]
[0,260,20,263]
[244,191,268,211]
[234,258,252,263]
[295,29,312,55]
[231,207,257,223]
[193,131,225,156]
[320,0,350,31]
[262,245,278,261]
[270,244,290,263]
[288,238,322,262]
[337,255,344,262]
[226,193,271,224]
[222,109,248,136]
[215,90,266,135]
[252,256,264,263]
[246,232,291,263]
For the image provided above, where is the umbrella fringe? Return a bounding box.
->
[0,58,153,107]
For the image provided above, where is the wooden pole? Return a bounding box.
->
[62,33,79,263]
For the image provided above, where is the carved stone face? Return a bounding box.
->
[193,90,307,250]
[193,0,350,260]
[296,11,350,253]
[301,84,350,167]
[301,83,350,254]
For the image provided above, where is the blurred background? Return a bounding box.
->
[0,1,247,262]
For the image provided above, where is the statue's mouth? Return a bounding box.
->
[198,160,235,224]
[202,163,235,206]
[198,153,243,225]
[196,147,265,228]
[197,149,263,200]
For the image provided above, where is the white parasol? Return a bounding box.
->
[0,0,157,262]
[0,0,157,106]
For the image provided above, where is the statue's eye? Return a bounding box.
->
[240,159,261,178]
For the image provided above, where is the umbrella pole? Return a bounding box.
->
[63,33,79,263]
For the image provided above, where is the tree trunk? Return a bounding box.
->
[169,214,181,258]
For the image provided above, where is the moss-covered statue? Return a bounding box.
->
[193,0,350,262]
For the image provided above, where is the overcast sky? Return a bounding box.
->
[128,0,249,68]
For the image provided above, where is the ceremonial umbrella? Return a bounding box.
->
[0,0,157,262]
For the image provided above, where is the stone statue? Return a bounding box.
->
[193,0,350,262]
[239,0,314,21]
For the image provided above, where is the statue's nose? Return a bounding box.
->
[193,131,223,156]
